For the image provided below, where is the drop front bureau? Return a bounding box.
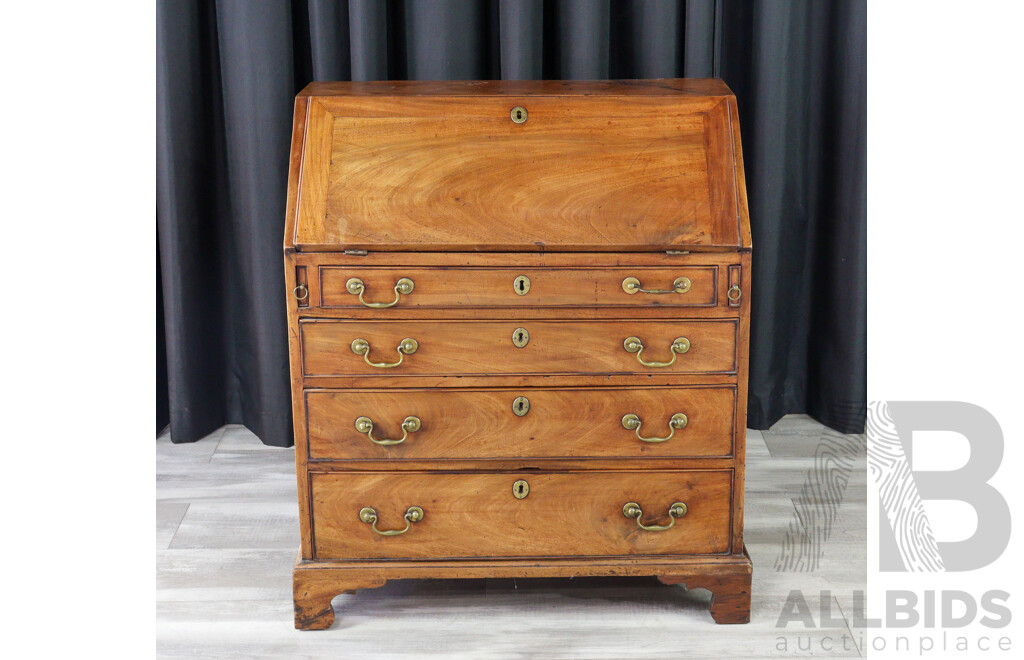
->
[284,79,753,629]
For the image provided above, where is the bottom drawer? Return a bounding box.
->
[310,470,733,559]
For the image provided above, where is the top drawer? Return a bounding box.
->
[317,266,719,309]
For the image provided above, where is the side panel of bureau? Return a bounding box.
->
[310,470,733,559]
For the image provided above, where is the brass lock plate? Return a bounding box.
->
[512,479,530,499]
[510,106,528,124]
[512,396,530,417]
[512,327,530,348]
[513,275,531,296]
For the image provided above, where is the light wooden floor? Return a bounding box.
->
[157,415,866,659]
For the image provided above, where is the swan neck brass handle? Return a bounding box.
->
[359,506,424,536]
[355,416,421,445]
[346,277,414,308]
[351,337,418,368]
[621,413,688,443]
[622,501,688,532]
[622,276,691,295]
[623,336,690,367]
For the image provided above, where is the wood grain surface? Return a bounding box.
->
[282,79,755,630]
[306,385,735,461]
[300,319,738,377]
[318,266,719,309]
[310,470,732,560]
[290,82,750,252]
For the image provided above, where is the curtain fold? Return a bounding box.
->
[157,0,867,445]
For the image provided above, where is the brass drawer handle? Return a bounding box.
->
[623,336,690,367]
[355,415,421,445]
[346,277,414,308]
[622,501,688,532]
[622,276,691,295]
[621,413,688,443]
[358,506,424,536]
[727,284,742,302]
[350,337,418,368]
[293,284,309,300]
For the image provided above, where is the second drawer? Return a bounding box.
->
[306,386,735,460]
[300,319,738,376]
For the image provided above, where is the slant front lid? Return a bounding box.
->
[288,80,750,252]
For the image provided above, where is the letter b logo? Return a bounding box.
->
[871,401,1010,572]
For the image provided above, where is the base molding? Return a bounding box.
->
[293,549,752,630]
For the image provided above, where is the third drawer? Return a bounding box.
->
[306,385,736,460]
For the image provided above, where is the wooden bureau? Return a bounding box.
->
[284,79,753,629]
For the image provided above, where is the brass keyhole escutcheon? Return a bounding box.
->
[510,106,528,124]
[512,327,530,348]
[513,275,531,296]
[513,479,530,499]
[512,396,530,417]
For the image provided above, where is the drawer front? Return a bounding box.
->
[300,319,737,377]
[307,386,735,460]
[311,470,732,559]
[319,266,718,309]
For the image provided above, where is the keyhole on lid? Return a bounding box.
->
[510,106,528,124]
[512,327,529,347]
[512,479,530,499]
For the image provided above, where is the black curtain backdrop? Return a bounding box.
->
[157,0,866,447]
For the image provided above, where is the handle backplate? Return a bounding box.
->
[351,337,418,368]
[621,412,688,443]
[622,276,691,295]
[359,505,424,536]
[623,336,690,367]
[346,277,414,308]
[622,501,688,532]
[355,415,421,445]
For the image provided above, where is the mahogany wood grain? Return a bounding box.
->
[657,549,753,624]
[286,79,754,627]
[306,385,735,461]
[291,86,749,252]
[300,319,737,377]
[283,95,313,556]
[293,251,750,268]
[318,266,718,309]
[299,456,738,473]
[729,252,752,554]
[310,470,732,560]
[301,372,739,391]
[293,550,753,630]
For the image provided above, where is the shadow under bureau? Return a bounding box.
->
[284,79,753,629]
